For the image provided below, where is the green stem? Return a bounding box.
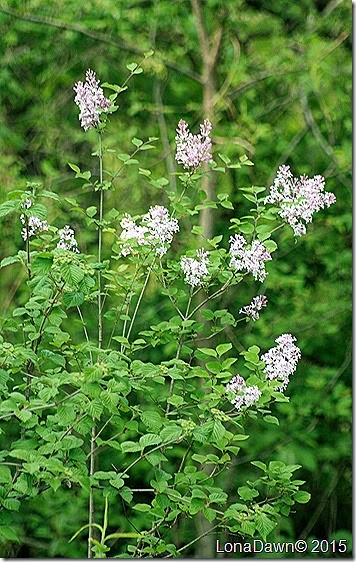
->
[88,131,104,559]
[126,263,153,339]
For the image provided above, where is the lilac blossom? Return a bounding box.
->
[74,69,112,131]
[120,214,149,256]
[20,215,49,241]
[265,165,336,236]
[226,374,261,412]
[239,295,268,321]
[120,206,179,257]
[229,234,272,282]
[57,225,80,253]
[175,118,213,170]
[261,333,301,391]
[181,249,210,287]
[142,205,179,257]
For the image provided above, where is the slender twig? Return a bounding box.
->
[77,306,93,365]
[124,261,154,349]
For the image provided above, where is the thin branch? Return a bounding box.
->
[0,5,202,83]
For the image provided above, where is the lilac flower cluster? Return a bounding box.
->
[20,214,49,242]
[229,235,272,282]
[74,69,112,131]
[181,249,209,287]
[57,225,80,253]
[261,333,301,391]
[265,165,336,237]
[120,206,179,257]
[120,214,148,256]
[226,375,261,412]
[239,295,268,321]
[175,119,213,170]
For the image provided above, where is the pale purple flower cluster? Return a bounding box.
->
[265,165,336,236]
[175,119,213,170]
[261,333,301,391]
[226,375,261,412]
[229,235,272,282]
[120,214,148,256]
[120,206,179,257]
[239,295,268,321]
[20,214,49,241]
[74,69,112,131]
[181,249,209,287]
[57,225,80,253]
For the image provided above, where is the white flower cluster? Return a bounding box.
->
[239,295,268,321]
[175,119,213,171]
[120,205,179,257]
[265,165,336,237]
[57,225,80,253]
[20,214,49,242]
[226,375,261,412]
[261,333,302,391]
[229,234,272,282]
[181,249,209,287]
[74,69,112,131]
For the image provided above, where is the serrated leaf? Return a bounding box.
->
[139,433,161,449]
[160,425,182,442]
[62,291,85,308]
[0,256,21,268]
[255,513,276,541]
[121,441,141,453]
[61,263,85,286]
[241,520,256,536]
[0,201,17,218]
[238,486,259,501]
[141,411,163,432]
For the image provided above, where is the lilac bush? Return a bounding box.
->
[0,62,336,558]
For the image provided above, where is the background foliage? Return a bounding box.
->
[0,0,351,557]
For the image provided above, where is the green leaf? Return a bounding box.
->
[255,513,276,541]
[87,400,103,420]
[139,433,162,449]
[216,343,232,357]
[197,348,217,358]
[167,395,184,407]
[263,415,279,426]
[60,263,85,286]
[0,255,21,268]
[241,520,256,536]
[121,441,141,453]
[251,461,267,471]
[294,491,311,504]
[0,525,20,542]
[209,492,228,504]
[238,486,259,501]
[212,420,226,443]
[160,425,182,442]
[133,503,151,512]
[68,163,80,173]
[0,201,17,218]
[62,291,85,308]
[86,206,97,217]
[141,411,163,432]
